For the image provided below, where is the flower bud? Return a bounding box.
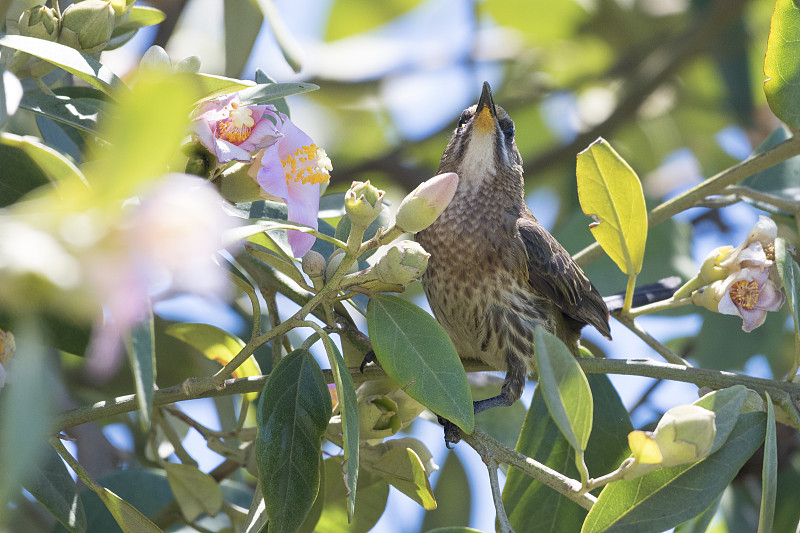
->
[18,6,61,41]
[652,404,716,467]
[373,241,429,286]
[356,379,426,443]
[395,172,458,233]
[58,0,115,54]
[301,250,326,279]
[139,45,172,73]
[344,180,385,229]
[692,281,725,312]
[698,245,732,284]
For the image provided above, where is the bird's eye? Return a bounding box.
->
[457,111,470,130]
[502,125,515,139]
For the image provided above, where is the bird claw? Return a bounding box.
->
[359,350,376,373]
[437,415,463,448]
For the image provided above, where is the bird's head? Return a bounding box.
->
[438,82,523,189]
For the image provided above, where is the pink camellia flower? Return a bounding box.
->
[191,93,282,163]
[248,113,332,258]
[716,267,785,332]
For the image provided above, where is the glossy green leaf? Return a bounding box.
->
[164,462,223,522]
[165,322,261,402]
[582,412,766,533]
[533,326,593,453]
[96,488,162,533]
[366,294,473,433]
[255,70,290,115]
[0,35,125,97]
[20,87,106,135]
[125,306,155,430]
[758,394,777,533]
[673,494,722,533]
[324,0,425,41]
[576,137,647,276]
[112,6,166,36]
[314,457,389,533]
[256,349,332,533]
[183,72,254,101]
[739,126,800,202]
[23,445,86,533]
[0,142,49,206]
[764,0,800,128]
[504,374,632,532]
[422,451,471,531]
[321,338,359,520]
[245,241,307,287]
[693,385,747,453]
[775,238,800,374]
[238,82,320,106]
[0,132,86,187]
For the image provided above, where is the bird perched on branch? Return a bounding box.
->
[417,82,612,443]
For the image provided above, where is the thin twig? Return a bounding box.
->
[614,313,692,367]
[486,458,515,533]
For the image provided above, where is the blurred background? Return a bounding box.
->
[31,0,798,531]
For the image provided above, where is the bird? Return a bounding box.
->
[416,82,612,443]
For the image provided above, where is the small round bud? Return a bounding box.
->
[302,250,326,278]
[691,281,724,312]
[58,0,115,54]
[652,404,716,467]
[698,245,732,284]
[395,172,458,233]
[18,6,61,41]
[344,180,385,229]
[139,45,172,73]
[373,241,430,286]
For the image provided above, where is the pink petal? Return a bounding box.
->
[276,113,314,159]
[285,180,320,257]
[256,145,289,199]
[239,115,281,153]
[214,137,253,163]
[756,281,785,312]
[739,307,768,332]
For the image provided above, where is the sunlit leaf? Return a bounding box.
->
[366,294,473,433]
[421,451,470,531]
[366,447,436,510]
[582,412,766,533]
[0,35,125,97]
[20,87,107,135]
[256,349,331,533]
[163,462,223,522]
[95,488,162,533]
[764,0,800,128]
[576,137,647,276]
[165,322,261,402]
[238,82,320,106]
[776,238,800,374]
[0,132,86,187]
[324,0,425,41]
[313,457,389,533]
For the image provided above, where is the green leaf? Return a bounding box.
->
[775,238,800,374]
[739,126,800,202]
[576,137,647,276]
[674,494,722,533]
[163,462,223,522]
[366,294,473,433]
[422,451,471,531]
[165,323,261,402]
[758,394,777,533]
[95,488,162,533]
[183,72,254,101]
[224,0,263,78]
[20,87,107,135]
[764,0,800,129]
[533,326,593,453]
[23,445,86,533]
[321,338,359,520]
[313,457,389,533]
[693,385,747,453]
[0,132,87,187]
[255,70,290,116]
[105,6,166,50]
[245,241,307,287]
[324,0,425,41]
[503,374,632,533]
[582,412,767,533]
[256,349,332,533]
[238,82,320,106]
[0,35,125,97]
[0,142,49,206]
[125,306,155,430]
[366,446,436,510]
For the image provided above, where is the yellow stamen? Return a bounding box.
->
[729,280,760,310]
[216,104,255,145]
[282,143,331,186]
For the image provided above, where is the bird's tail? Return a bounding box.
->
[602,276,682,313]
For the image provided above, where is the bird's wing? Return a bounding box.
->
[517,217,611,339]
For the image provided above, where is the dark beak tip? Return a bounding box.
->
[477,81,496,117]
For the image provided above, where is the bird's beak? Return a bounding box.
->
[474,81,497,133]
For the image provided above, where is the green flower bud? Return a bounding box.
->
[395,172,458,233]
[18,6,61,41]
[344,180,385,229]
[698,245,732,284]
[58,0,115,54]
[356,379,426,443]
[691,281,724,312]
[652,404,716,467]
[373,241,429,286]
[139,45,172,73]
[301,250,326,279]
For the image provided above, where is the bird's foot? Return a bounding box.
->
[437,415,463,448]
[359,350,376,373]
